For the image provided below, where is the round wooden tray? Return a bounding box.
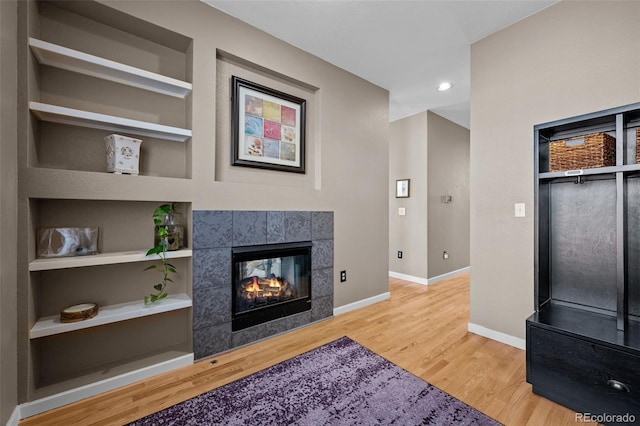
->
[60,303,99,323]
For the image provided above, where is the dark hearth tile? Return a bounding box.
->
[312,239,333,269]
[193,285,231,330]
[285,211,311,242]
[237,318,290,347]
[312,211,333,241]
[192,248,230,290]
[231,311,313,348]
[192,210,337,358]
[233,211,267,246]
[231,324,266,348]
[192,211,232,249]
[312,296,333,321]
[281,310,313,329]
[266,211,285,244]
[193,323,232,360]
[312,267,333,299]
[263,310,312,335]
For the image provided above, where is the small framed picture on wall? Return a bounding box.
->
[396,179,410,198]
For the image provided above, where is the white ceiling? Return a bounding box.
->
[203,0,557,128]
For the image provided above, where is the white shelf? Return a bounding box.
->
[30,293,192,339]
[30,248,192,271]
[29,38,192,99]
[29,102,192,142]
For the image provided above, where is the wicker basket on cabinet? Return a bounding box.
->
[549,132,615,172]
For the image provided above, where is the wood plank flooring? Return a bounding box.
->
[21,274,578,425]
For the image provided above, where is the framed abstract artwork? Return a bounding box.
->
[231,76,306,173]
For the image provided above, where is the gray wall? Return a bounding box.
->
[101,0,390,310]
[389,112,428,278]
[427,111,470,278]
[1,0,18,423]
[470,0,640,339]
[389,111,470,281]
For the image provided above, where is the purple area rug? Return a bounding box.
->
[128,336,501,425]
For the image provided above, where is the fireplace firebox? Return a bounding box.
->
[232,242,312,331]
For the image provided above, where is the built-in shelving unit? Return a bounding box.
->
[30,102,192,142]
[30,293,192,339]
[28,38,192,98]
[17,0,195,410]
[527,102,640,418]
[29,248,192,271]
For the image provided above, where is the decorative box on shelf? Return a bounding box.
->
[37,227,98,258]
[105,134,142,175]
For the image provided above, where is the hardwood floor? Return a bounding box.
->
[21,274,578,425]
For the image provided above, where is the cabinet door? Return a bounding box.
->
[528,324,640,417]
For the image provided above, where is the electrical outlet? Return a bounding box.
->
[398,251,403,259]
[340,270,347,282]
[443,251,449,259]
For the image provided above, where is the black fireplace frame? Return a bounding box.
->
[231,241,312,331]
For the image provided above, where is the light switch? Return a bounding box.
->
[515,203,525,218]
[398,208,406,216]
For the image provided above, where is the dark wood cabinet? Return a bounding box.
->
[528,103,640,424]
[527,311,640,419]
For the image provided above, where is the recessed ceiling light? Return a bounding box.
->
[438,82,452,91]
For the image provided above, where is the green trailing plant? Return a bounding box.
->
[144,203,176,304]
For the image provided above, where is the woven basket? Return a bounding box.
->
[549,132,615,172]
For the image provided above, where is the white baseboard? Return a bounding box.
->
[467,323,526,350]
[333,292,390,316]
[6,405,20,426]
[19,353,194,419]
[388,271,429,285]
[389,266,470,286]
[427,266,470,285]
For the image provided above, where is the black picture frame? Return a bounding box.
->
[396,179,410,198]
[231,76,306,174]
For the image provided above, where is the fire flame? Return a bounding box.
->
[269,278,281,289]
[246,280,261,293]
[243,277,282,295]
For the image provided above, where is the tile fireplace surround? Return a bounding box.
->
[192,210,334,360]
